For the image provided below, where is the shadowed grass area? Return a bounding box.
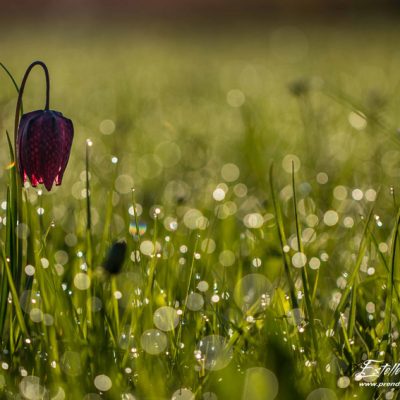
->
[0,17,400,399]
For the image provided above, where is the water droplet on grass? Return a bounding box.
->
[129,221,147,237]
[153,306,179,331]
[183,209,205,230]
[90,297,102,312]
[348,111,367,130]
[221,163,240,182]
[141,329,167,355]
[99,119,115,135]
[186,293,204,311]
[213,188,225,202]
[94,374,112,391]
[286,308,304,326]
[122,394,136,400]
[307,388,338,400]
[227,89,245,107]
[282,154,300,173]
[337,376,350,388]
[196,335,232,370]
[234,274,273,312]
[201,239,216,254]
[203,393,218,400]
[25,265,35,276]
[74,273,91,290]
[115,175,134,194]
[323,210,339,226]
[243,213,264,229]
[197,281,209,292]
[211,294,220,303]
[16,223,29,239]
[219,250,235,266]
[242,367,279,400]
[19,376,47,400]
[29,308,43,323]
[51,387,66,400]
[171,388,195,400]
[292,252,307,268]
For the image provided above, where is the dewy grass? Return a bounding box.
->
[2,23,400,398]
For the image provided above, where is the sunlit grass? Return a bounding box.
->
[0,19,400,399]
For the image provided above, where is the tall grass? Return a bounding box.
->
[1,21,400,399]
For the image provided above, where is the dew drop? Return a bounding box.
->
[196,335,232,371]
[306,388,337,400]
[242,367,279,400]
[234,274,273,312]
[337,376,350,389]
[25,265,35,276]
[323,210,339,226]
[171,388,195,400]
[197,281,209,292]
[94,374,112,392]
[153,306,179,332]
[186,293,204,311]
[73,273,91,290]
[141,329,168,355]
[19,376,47,400]
[292,252,307,268]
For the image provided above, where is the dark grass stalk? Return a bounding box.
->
[85,140,93,334]
[291,163,319,362]
[268,164,298,310]
[95,190,113,267]
[85,139,93,266]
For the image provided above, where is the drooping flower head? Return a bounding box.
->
[102,240,127,275]
[17,110,73,191]
[15,61,74,191]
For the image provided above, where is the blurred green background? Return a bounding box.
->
[2,15,400,210]
[1,4,400,399]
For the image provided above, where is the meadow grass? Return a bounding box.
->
[0,18,400,399]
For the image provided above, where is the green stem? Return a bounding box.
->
[14,61,50,148]
[291,163,319,358]
[269,164,299,310]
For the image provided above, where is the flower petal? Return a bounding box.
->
[17,109,74,191]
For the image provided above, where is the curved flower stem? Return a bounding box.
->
[14,60,50,148]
